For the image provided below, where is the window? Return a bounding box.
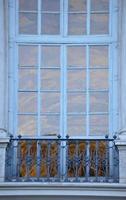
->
[9,0,118,138]
[6,0,119,182]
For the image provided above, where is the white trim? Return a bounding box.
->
[0,183,126,198]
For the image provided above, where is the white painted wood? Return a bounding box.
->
[0,0,8,134]
[118,0,126,138]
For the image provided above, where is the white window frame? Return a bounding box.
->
[8,0,118,139]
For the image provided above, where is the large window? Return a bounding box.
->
[9,0,118,138]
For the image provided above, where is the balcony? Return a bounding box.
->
[5,136,119,183]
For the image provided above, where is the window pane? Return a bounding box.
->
[41,0,60,11]
[19,46,38,67]
[19,0,38,11]
[68,0,87,12]
[41,14,60,34]
[90,115,109,136]
[41,69,60,90]
[90,69,108,90]
[90,92,109,112]
[41,46,60,67]
[18,92,37,113]
[68,14,86,35]
[19,13,37,34]
[18,69,37,90]
[68,116,86,136]
[41,93,60,113]
[18,115,37,136]
[67,70,86,90]
[91,14,109,34]
[67,46,86,67]
[67,93,86,113]
[90,46,108,67]
[41,116,59,136]
[91,0,109,12]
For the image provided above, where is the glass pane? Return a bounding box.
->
[41,13,60,34]
[90,46,108,67]
[41,116,59,136]
[19,69,37,90]
[41,69,60,90]
[67,46,86,67]
[41,46,60,67]
[68,0,87,12]
[68,116,86,136]
[90,115,109,136]
[91,14,109,34]
[18,92,37,113]
[19,46,38,67]
[68,70,86,90]
[19,141,37,177]
[91,0,109,12]
[18,115,37,136]
[19,0,38,11]
[41,93,60,113]
[67,93,86,113]
[68,14,86,35]
[40,141,59,177]
[90,92,109,112]
[41,0,60,11]
[19,13,37,34]
[90,69,108,90]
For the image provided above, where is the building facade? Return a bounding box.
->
[0,0,126,199]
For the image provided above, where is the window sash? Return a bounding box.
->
[8,0,118,138]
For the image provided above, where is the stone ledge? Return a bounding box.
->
[0,182,126,197]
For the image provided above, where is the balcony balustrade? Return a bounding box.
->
[5,136,119,183]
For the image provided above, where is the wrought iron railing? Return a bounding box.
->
[5,136,119,182]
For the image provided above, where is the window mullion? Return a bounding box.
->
[61,0,64,36]
[87,0,91,35]
[63,45,67,138]
[38,0,41,35]
[86,45,90,137]
[37,45,41,136]
[64,0,68,36]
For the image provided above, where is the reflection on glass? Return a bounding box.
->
[90,69,108,90]
[68,14,86,35]
[19,13,37,34]
[67,93,86,113]
[91,14,109,34]
[19,46,38,67]
[67,141,86,177]
[41,69,60,90]
[68,0,87,11]
[19,141,37,177]
[68,116,86,136]
[18,92,37,113]
[41,116,59,136]
[41,14,60,34]
[41,93,60,113]
[18,115,37,136]
[91,0,109,11]
[41,46,60,67]
[68,70,86,90]
[19,69,37,90]
[68,46,86,67]
[41,0,60,11]
[90,115,108,135]
[90,46,108,67]
[19,0,38,11]
[90,92,109,112]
